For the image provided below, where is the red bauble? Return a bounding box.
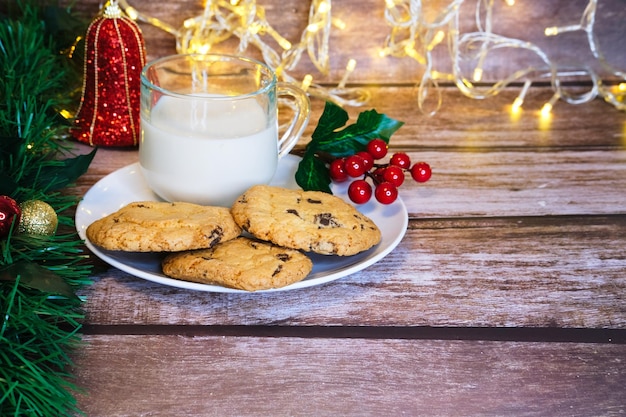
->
[0,196,21,239]
[72,0,147,147]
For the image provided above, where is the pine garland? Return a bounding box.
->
[0,2,94,416]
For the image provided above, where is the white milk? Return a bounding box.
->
[139,94,278,206]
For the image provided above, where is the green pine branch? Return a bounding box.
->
[1,277,84,417]
[0,1,94,416]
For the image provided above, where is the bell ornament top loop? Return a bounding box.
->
[104,0,123,19]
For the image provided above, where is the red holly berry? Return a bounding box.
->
[382,165,405,187]
[329,158,348,182]
[356,151,374,171]
[327,138,431,206]
[365,138,388,160]
[390,152,411,169]
[348,179,372,204]
[344,154,367,178]
[375,182,398,204]
[372,166,386,183]
[410,162,432,183]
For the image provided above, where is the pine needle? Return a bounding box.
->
[0,1,92,415]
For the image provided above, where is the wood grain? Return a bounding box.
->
[49,1,626,414]
[67,85,626,220]
[66,86,626,330]
[76,215,626,328]
[72,335,626,417]
[69,146,626,219]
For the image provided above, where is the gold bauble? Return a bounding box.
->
[18,200,58,236]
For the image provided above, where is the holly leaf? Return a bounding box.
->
[0,261,79,300]
[22,148,97,192]
[295,152,332,194]
[295,101,404,192]
[310,101,350,141]
[313,106,404,157]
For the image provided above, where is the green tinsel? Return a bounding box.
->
[0,1,95,416]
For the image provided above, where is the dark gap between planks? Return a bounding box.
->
[80,325,626,344]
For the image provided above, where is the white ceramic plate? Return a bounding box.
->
[75,155,408,293]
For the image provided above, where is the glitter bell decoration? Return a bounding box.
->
[72,0,147,147]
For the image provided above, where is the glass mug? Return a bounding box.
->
[139,53,310,206]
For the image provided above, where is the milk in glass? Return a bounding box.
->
[140,94,278,206]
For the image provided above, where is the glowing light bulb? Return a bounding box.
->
[544,26,559,36]
[125,6,139,20]
[511,97,523,114]
[301,74,313,91]
[276,36,292,50]
[545,24,580,37]
[427,30,445,51]
[346,59,357,72]
[318,1,330,13]
[540,102,553,116]
[332,17,346,30]
[264,25,292,50]
[59,109,72,119]
[404,43,425,64]
[472,67,483,82]
[338,59,357,88]
[306,22,321,33]
[248,22,262,35]
[511,80,532,112]
[431,71,454,81]
[505,0,515,5]
[540,93,560,117]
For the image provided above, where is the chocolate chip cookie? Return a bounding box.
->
[231,185,381,256]
[162,237,313,291]
[86,201,241,252]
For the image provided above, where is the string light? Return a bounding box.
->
[540,92,560,117]
[332,17,346,30]
[118,0,178,35]
[382,0,625,114]
[119,0,369,107]
[337,59,357,89]
[117,0,624,113]
[511,79,532,113]
[427,30,445,51]
[301,74,313,91]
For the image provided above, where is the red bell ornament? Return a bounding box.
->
[72,0,147,147]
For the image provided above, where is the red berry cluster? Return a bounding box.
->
[329,138,431,204]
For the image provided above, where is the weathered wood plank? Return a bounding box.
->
[346,87,626,149]
[399,148,626,218]
[68,144,626,219]
[77,215,626,328]
[71,335,626,417]
[64,85,625,174]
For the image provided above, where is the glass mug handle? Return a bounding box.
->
[276,82,311,158]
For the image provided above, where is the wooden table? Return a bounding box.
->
[64,1,626,415]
